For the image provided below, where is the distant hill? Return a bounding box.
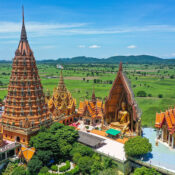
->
[38,55,175,64]
[1,55,175,64]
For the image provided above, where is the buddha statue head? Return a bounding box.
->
[121,101,127,110]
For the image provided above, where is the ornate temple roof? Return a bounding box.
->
[78,91,104,119]
[155,108,175,134]
[48,70,76,116]
[105,62,141,121]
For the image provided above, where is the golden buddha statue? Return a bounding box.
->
[111,101,130,133]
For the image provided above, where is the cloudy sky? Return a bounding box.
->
[0,0,175,60]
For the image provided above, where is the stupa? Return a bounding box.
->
[1,7,52,146]
[48,70,76,123]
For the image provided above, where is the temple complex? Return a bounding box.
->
[155,108,175,148]
[48,70,76,124]
[1,8,52,146]
[104,63,141,136]
[78,90,104,125]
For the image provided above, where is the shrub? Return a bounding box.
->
[137,91,147,97]
[124,136,152,157]
[134,167,161,175]
[51,165,58,171]
[28,156,43,175]
[39,166,49,174]
[65,166,79,175]
[148,94,152,97]
[59,161,70,172]
[158,94,163,98]
[73,153,82,164]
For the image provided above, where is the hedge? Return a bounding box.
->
[59,161,71,172]
[64,166,79,175]
[51,165,58,171]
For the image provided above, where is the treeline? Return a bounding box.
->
[37,55,175,64]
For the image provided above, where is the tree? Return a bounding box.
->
[98,168,118,175]
[73,152,82,164]
[78,156,93,174]
[30,123,78,165]
[70,142,93,157]
[124,136,152,157]
[137,91,147,97]
[12,166,26,175]
[134,167,161,175]
[28,156,43,175]
[38,166,49,174]
[158,94,163,98]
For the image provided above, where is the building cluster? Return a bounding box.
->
[0,9,154,164]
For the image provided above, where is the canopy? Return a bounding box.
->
[106,129,121,136]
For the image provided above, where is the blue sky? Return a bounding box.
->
[0,0,175,60]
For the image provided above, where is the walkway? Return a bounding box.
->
[142,128,175,173]
[87,131,126,162]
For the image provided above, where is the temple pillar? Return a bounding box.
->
[161,129,163,141]
[168,133,170,145]
[172,135,174,148]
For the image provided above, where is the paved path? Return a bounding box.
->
[86,131,126,161]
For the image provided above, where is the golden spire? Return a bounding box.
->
[21,6,27,41]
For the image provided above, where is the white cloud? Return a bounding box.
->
[78,45,86,48]
[89,45,101,49]
[127,45,136,49]
[171,53,175,57]
[1,22,175,39]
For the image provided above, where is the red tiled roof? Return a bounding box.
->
[155,108,175,134]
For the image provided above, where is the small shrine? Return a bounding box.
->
[48,70,76,123]
[78,90,104,125]
[104,63,141,136]
[155,108,175,148]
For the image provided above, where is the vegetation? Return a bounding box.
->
[28,123,78,174]
[134,167,161,175]
[124,136,152,157]
[1,62,175,127]
[59,160,70,172]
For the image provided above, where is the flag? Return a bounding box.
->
[57,64,64,69]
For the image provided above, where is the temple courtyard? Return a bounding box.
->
[142,128,175,173]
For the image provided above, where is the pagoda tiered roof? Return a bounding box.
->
[155,108,175,134]
[48,70,76,117]
[78,91,104,119]
[1,8,51,145]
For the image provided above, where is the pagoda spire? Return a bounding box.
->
[21,6,27,41]
[92,86,96,104]
[119,62,122,72]
[59,69,64,86]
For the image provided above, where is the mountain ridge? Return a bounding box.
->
[1,55,175,64]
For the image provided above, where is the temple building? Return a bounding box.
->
[155,108,175,148]
[48,70,76,124]
[78,90,104,125]
[1,8,52,146]
[104,63,141,136]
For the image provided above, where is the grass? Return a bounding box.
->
[1,63,175,127]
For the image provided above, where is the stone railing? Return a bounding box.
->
[128,156,175,175]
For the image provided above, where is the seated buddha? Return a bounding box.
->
[111,101,130,133]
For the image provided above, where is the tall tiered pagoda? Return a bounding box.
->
[48,70,76,123]
[104,63,141,135]
[1,8,52,146]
